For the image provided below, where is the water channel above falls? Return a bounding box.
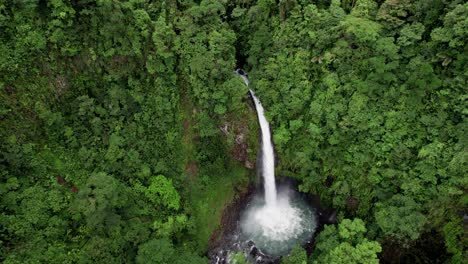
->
[207,70,323,263]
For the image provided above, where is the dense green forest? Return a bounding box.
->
[0,0,466,263]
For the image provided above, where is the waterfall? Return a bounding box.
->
[236,69,317,256]
[236,69,277,206]
[249,91,277,207]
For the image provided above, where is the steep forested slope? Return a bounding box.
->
[236,0,466,262]
[1,1,251,262]
[1,0,466,263]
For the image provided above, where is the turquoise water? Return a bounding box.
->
[240,189,317,256]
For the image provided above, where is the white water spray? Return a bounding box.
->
[237,69,316,255]
[249,90,277,207]
[237,69,276,206]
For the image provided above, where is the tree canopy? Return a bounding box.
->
[1,0,466,263]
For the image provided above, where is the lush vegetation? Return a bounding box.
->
[1,0,466,263]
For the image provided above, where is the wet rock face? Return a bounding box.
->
[236,68,246,76]
[219,121,255,170]
[233,131,254,169]
[318,210,337,225]
[209,239,279,264]
[244,160,254,169]
[247,241,279,264]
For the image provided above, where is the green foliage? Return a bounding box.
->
[312,219,381,264]
[136,238,174,264]
[145,175,180,210]
[442,218,467,263]
[375,195,427,246]
[152,214,188,237]
[0,0,249,262]
[0,0,466,262]
[230,252,248,264]
[281,244,307,264]
[136,238,207,264]
[239,0,467,260]
[189,165,250,252]
[74,172,125,231]
[431,3,468,48]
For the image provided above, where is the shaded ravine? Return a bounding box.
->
[206,70,336,263]
[237,69,316,256]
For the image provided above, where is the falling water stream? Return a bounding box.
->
[249,89,277,207]
[235,69,317,258]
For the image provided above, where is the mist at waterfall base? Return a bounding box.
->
[240,185,317,256]
[236,69,317,257]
